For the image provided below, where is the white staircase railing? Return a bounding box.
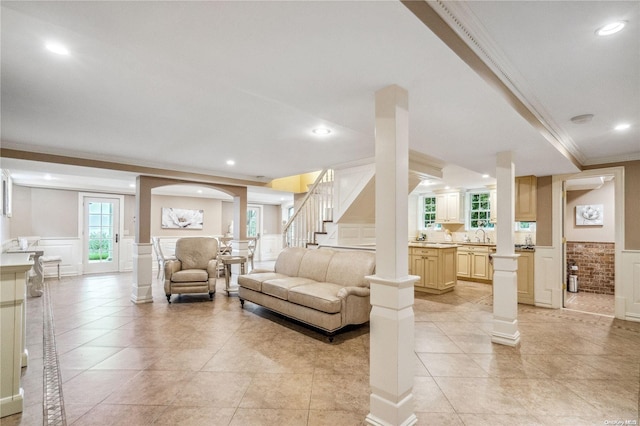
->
[282,169,334,248]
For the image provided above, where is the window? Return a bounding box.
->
[469,192,494,229]
[423,196,437,228]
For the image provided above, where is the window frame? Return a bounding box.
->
[467,191,494,230]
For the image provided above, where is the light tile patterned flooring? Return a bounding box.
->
[564,291,615,316]
[4,267,640,425]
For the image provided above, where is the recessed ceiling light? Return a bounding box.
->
[226,160,235,166]
[197,189,203,194]
[444,186,450,190]
[570,114,594,124]
[614,123,631,131]
[595,21,626,36]
[482,174,489,179]
[312,127,331,136]
[45,41,70,55]
[129,183,135,188]
[44,174,53,180]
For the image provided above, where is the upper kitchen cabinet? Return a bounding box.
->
[435,191,463,224]
[488,177,537,223]
[515,176,537,222]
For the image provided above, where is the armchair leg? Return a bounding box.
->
[240,298,245,308]
[166,294,171,303]
[209,292,214,300]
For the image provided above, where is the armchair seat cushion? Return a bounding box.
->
[171,269,209,283]
[287,282,344,314]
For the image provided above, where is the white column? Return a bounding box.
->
[492,151,520,346]
[366,85,419,426]
[131,243,153,304]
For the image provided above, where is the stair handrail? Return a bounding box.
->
[282,168,331,247]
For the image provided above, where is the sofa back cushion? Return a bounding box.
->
[297,249,335,282]
[274,247,307,277]
[175,237,218,270]
[325,250,376,287]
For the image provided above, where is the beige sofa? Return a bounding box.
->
[238,247,376,340]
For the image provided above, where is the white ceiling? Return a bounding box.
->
[1,1,638,201]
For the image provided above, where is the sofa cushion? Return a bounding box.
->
[262,277,317,300]
[297,249,334,282]
[274,247,307,277]
[171,269,209,283]
[287,282,344,314]
[238,272,289,292]
[325,250,376,287]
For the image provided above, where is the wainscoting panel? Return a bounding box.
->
[621,250,640,322]
[534,246,560,308]
[37,238,81,278]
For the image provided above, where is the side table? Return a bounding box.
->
[219,255,247,295]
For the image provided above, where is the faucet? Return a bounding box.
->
[475,229,486,243]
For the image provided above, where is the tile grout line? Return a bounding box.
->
[43,281,67,426]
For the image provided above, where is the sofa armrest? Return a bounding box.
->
[337,286,370,298]
[164,259,182,280]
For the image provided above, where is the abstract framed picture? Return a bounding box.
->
[161,207,204,229]
[575,204,603,226]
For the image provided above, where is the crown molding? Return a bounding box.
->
[402,0,585,169]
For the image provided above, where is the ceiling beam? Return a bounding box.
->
[401,0,582,171]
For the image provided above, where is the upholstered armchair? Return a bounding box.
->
[164,237,219,303]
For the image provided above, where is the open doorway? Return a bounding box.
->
[562,173,616,317]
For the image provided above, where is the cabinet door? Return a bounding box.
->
[445,193,461,222]
[515,176,537,222]
[517,253,535,305]
[435,194,448,222]
[470,252,489,280]
[411,255,426,287]
[456,251,470,278]
[441,249,457,289]
[489,189,497,223]
[423,256,438,288]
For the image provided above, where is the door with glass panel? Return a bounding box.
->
[83,197,120,274]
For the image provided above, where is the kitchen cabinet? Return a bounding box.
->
[456,245,494,283]
[435,192,463,224]
[515,176,537,222]
[409,245,457,294]
[517,251,535,305]
[489,187,497,223]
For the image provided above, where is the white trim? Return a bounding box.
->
[78,192,125,273]
[552,166,627,319]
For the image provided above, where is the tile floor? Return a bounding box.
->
[3,267,640,425]
[564,291,615,317]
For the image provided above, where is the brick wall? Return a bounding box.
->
[566,242,615,294]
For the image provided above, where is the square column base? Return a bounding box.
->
[0,388,24,418]
[131,243,153,304]
[366,393,417,426]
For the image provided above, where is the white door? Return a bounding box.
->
[83,197,120,274]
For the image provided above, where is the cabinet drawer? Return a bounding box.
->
[411,248,438,257]
[458,245,491,253]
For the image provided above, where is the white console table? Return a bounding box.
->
[0,253,32,418]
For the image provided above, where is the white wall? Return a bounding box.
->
[565,180,615,243]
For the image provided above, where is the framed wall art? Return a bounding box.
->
[161,207,204,229]
[575,204,603,226]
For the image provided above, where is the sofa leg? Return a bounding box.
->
[327,333,335,343]
[166,294,171,303]
[240,298,245,308]
[209,292,214,300]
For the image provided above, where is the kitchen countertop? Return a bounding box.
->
[410,242,535,252]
